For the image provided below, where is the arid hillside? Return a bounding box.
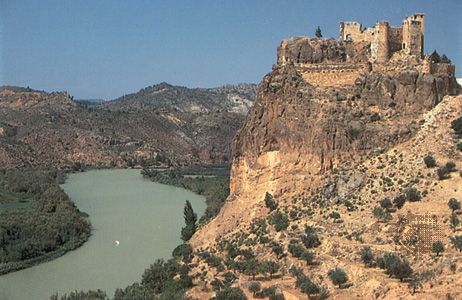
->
[187,36,462,299]
[0,84,256,169]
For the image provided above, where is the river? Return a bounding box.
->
[0,169,205,300]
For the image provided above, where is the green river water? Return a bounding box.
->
[0,169,205,300]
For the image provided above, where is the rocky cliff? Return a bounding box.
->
[193,38,458,244]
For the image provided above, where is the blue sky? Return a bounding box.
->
[1,0,461,99]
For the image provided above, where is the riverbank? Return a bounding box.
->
[141,163,230,223]
[0,169,206,300]
[0,169,91,275]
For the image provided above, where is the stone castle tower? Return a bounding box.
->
[339,13,425,63]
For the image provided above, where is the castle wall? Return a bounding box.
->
[388,27,403,53]
[431,63,455,76]
[296,63,368,87]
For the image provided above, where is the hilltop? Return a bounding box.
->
[184,14,462,299]
[0,83,256,169]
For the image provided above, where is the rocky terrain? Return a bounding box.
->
[185,37,462,299]
[0,83,256,169]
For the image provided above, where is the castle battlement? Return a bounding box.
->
[340,14,425,63]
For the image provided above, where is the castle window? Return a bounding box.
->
[346,34,352,41]
[402,43,406,48]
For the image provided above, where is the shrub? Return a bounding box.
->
[393,194,406,209]
[264,192,278,211]
[302,226,321,248]
[288,240,305,258]
[437,166,450,180]
[450,213,460,232]
[172,243,193,260]
[451,235,462,252]
[269,211,289,232]
[451,116,462,135]
[432,241,444,256]
[301,251,315,265]
[446,161,457,172]
[271,242,284,257]
[248,281,261,297]
[377,253,413,281]
[269,293,285,300]
[405,188,421,202]
[214,287,247,300]
[141,259,178,294]
[448,198,461,212]
[424,155,437,168]
[372,207,391,222]
[457,142,462,152]
[328,268,348,287]
[329,211,341,220]
[359,246,375,267]
[114,283,150,300]
[380,198,393,210]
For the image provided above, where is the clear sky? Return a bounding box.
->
[1,0,461,99]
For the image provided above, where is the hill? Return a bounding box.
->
[0,83,256,169]
[100,82,257,114]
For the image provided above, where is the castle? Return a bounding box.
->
[276,14,456,91]
[340,14,425,62]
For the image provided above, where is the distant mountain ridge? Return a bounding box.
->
[0,83,257,169]
[100,82,257,115]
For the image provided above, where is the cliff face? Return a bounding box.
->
[192,37,459,245]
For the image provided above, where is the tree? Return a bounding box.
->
[432,241,444,256]
[430,50,441,63]
[359,246,375,267]
[315,26,323,38]
[388,258,413,282]
[446,161,457,172]
[302,226,321,248]
[328,268,348,287]
[301,251,315,265]
[450,213,460,232]
[441,54,452,63]
[448,198,461,212]
[270,211,289,232]
[261,260,280,279]
[264,192,278,211]
[424,155,437,168]
[450,235,462,252]
[248,281,261,297]
[214,287,247,300]
[242,258,260,280]
[181,200,197,241]
[141,259,178,294]
[437,166,450,180]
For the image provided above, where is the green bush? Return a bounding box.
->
[288,240,305,258]
[393,194,406,209]
[448,198,461,212]
[424,155,437,168]
[405,188,421,202]
[269,211,289,232]
[451,116,462,135]
[264,192,278,211]
[380,198,393,210]
[214,287,247,300]
[302,226,321,248]
[450,235,462,252]
[359,246,375,267]
[432,241,444,256]
[328,268,348,287]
